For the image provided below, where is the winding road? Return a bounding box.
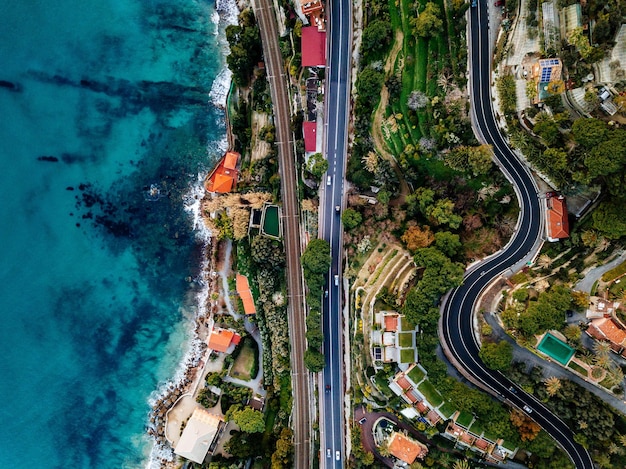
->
[439,2,593,468]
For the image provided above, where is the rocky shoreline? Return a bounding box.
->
[146,240,219,468]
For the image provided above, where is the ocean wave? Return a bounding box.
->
[183,173,212,242]
[216,0,240,26]
[208,67,233,109]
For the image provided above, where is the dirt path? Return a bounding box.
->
[371,30,410,204]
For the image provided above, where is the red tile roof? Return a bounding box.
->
[236,274,256,315]
[395,375,412,391]
[475,438,490,450]
[224,151,239,170]
[303,121,317,152]
[426,410,441,425]
[301,27,326,66]
[590,317,626,348]
[416,400,428,413]
[546,196,569,239]
[208,328,236,353]
[384,314,399,332]
[388,432,423,464]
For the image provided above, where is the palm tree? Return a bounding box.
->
[603,365,624,388]
[536,254,552,269]
[437,452,452,468]
[453,460,471,469]
[544,376,562,396]
[609,442,624,455]
[594,340,612,357]
[594,353,611,369]
[618,433,626,448]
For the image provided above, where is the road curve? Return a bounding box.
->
[253,1,311,467]
[439,3,593,468]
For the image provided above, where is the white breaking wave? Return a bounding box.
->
[216,0,240,26]
[183,173,212,242]
[209,67,233,109]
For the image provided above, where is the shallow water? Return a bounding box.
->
[0,0,230,466]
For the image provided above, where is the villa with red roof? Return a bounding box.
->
[301,26,326,67]
[587,316,626,355]
[207,327,241,353]
[546,194,569,241]
[205,151,240,194]
[387,432,428,464]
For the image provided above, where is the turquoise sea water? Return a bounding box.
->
[0,0,230,466]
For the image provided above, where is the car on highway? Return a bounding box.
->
[335,205,340,212]
[471,0,477,6]
[494,0,504,5]
[336,451,340,461]
[327,449,331,458]
[327,175,331,185]
[509,386,517,393]
[523,405,533,413]
[358,417,367,425]
[334,275,339,286]
[325,384,331,393]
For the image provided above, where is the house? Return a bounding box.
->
[205,151,240,194]
[559,3,581,39]
[546,194,569,241]
[387,432,428,464]
[586,296,621,319]
[301,26,326,67]
[586,317,626,354]
[235,274,256,315]
[208,327,241,353]
[371,311,417,365]
[532,58,563,103]
[303,121,317,152]
[300,0,325,30]
[174,408,224,464]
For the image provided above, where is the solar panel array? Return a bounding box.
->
[539,59,560,82]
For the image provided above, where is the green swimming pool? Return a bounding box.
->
[537,333,575,365]
[262,205,280,238]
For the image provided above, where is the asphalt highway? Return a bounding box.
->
[439,3,593,468]
[319,0,352,466]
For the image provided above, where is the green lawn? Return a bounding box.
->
[398,332,413,347]
[417,380,444,407]
[400,348,417,363]
[374,372,393,397]
[568,361,588,376]
[469,420,484,436]
[456,410,474,428]
[438,401,456,419]
[230,338,258,381]
[407,365,425,384]
[483,431,498,443]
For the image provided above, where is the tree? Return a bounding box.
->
[572,118,607,149]
[301,239,331,275]
[361,20,392,61]
[510,409,541,441]
[568,27,594,61]
[307,152,328,178]
[231,406,265,433]
[427,199,462,229]
[402,225,435,252]
[593,200,626,239]
[533,113,561,147]
[571,291,589,309]
[251,235,285,270]
[341,208,362,230]
[434,231,462,257]
[541,148,568,170]
[563,324,582,342]
[544,376,562,396]
[356,67,384,111]
[453,461,470,469]
[304,349,325,371]
[479,341,513,370]
[411,2,444,37]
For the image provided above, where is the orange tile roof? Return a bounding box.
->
[395,375,412,391]
[388,432,422,464]
[475,438,490,450]
[224,151,239,170]
[591,317,626,347]
[212,173,234,193]
[546,196,569,239]
[208,328,235,353]
[384,314,398,332]
[405,391,419,403]
[236,274,256,315]
[416,400,428,413]
[460,433,476,445]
